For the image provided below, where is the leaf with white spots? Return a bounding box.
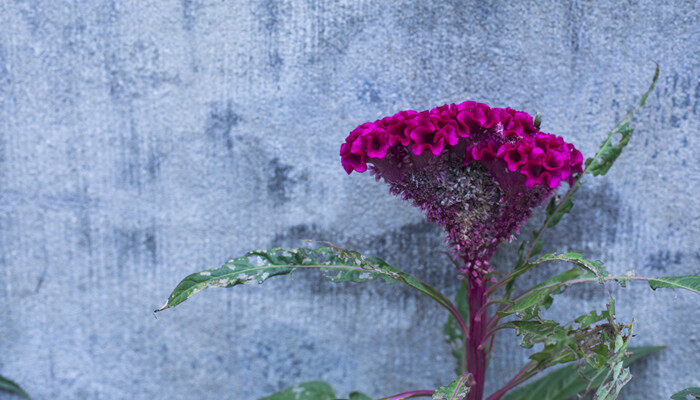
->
[431,373,473,400]
[155,246,454,314]
[259,381,335,400]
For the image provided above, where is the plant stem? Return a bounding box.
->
[460,279,469,374]
[466,275,489,400]
[484,361,537,400]
[379,390,434,399]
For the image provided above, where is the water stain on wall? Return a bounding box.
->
[266,157,295,205]
[359,80,382,105]
[204,100,241,153]
[181,0,198,32]
[113,225,158,277]
[0,43,10,109]
[255,0,285,80]
[644,250,688,273]
[542,182,621,255]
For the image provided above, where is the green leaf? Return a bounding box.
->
[505,320,571,350]
[592,364,630,400]
[591,330,634,400]
[585,120,634,177]
[671,387,700,400]
[497,251,604,306]
[545,196,574,229]
[259,381,336,400]
[500,346,663,400]
[575,309,612,328]
[646,276,700,294]
[0,374,30,399]
[498,267,589,320]
[348,392,372,400]
[508,66,659,296]
[444,282,469,374]
[156,246,453,313]
[537,253,607,278]
[432,374,473,400]
[586,64,659,176]
[503,309,631,373]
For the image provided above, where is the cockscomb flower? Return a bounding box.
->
[340,101,583,277]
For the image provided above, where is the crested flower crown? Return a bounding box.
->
[340,101,583,277]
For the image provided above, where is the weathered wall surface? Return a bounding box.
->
[0,1,697,399]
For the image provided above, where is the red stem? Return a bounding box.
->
[484,361,536,400]
[466,276,489,400]
[380,390,434,399]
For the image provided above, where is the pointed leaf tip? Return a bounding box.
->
[671,387,700,400]
[0,374,30,399]
[156,246,455,317]
[647,276,700,294]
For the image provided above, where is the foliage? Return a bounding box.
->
[155,66,698,400]
[0,374,30,399]
[155,246,461,326]
[348,392,373,400]
[671,387,700,400]
[432,374,474,400]
[501,346,664,400]
[508,64,660,293]
[258,382,335,400]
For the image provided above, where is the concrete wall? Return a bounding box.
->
[0,1,697,399]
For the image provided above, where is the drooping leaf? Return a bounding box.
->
[500,346,663,400]
[646,276,700,294]
[498,268,588,320]
[155,246,453,313]
[586,64,659,176]
[497,251,605,305]
[348,392,372,400]
[444,282,469,374]
[0,374,30,399]
[538,253,608,278]
[259,381,336,400]
[671,387,700,400]
[431,374,473,400]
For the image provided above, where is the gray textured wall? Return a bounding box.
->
[0,1,698,399]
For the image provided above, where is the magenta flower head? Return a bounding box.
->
[340,102,583,277]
